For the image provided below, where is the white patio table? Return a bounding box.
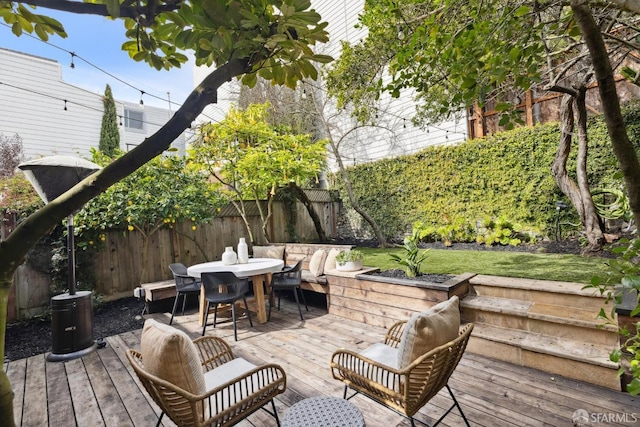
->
[187,258,284,325]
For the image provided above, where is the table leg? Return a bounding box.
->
[251,273,267,324]
[199,285,206,326]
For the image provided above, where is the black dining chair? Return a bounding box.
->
[201,271,253,341]
[168,263,202,325]
[268,260,308,321]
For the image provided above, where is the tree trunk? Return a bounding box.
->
[551,94,604,251]
[287,182,327,241]
[574,87,605,252]
[0,57,251,427]
[334,148,392,247]
[572,0,640,230]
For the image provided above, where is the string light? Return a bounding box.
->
[140,91,144,105]
[119,115,123,126]
[63,99,67,111]
[70,52,75,69]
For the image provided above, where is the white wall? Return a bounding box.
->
[191,1,468,169]
[0,48,186,160]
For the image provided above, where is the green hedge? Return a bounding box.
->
[332,103,640,243]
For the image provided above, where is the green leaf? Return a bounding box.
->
[106,0,121,18]
[514,6,531,17]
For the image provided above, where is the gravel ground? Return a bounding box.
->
[4,237,596,362]
[5,297,145,362]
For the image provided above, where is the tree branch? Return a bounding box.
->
[16,0,182,24]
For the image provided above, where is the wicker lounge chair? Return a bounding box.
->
[330,296,473,427]
[126,319,286,427]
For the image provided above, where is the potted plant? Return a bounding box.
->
[335,249,365,271]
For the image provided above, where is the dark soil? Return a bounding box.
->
[3,236,606,362]
[5,297,145,362]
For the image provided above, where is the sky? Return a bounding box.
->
[1,9,195,109]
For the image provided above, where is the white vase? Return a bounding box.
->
[336,260,363,272]
[237,238,249,264]
[222,246,237,265]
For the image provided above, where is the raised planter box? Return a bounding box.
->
[324,270,473,329]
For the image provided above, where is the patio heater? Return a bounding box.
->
[18,156,101,362]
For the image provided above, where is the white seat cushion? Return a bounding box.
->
[204,357,265,410]
[360,343,399,369]
[204,357,257,391]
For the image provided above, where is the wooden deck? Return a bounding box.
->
[6,300,638,427]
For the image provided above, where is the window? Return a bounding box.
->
[124,109,144,131]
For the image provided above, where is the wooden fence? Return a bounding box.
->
[10,196,340,321]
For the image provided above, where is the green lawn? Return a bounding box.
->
[359,247,610,284]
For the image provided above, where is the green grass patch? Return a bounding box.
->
[359,247,610,284]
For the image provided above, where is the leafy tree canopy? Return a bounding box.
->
[326,0,640,126]
[192,102,325,198]
[190,102,325,242]
[1,0,332,88]
[74,148,224,250]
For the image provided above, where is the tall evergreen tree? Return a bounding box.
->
[99,84,120,157]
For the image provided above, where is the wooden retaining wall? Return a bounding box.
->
[326,270,472,329]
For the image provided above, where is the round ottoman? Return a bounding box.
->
[282,396,365,427]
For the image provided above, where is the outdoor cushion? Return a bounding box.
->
[253,245,285,260]
[396,296,460,369]
[323,248,341,272]
[300,270,328,285]
[308,249,327,276]
[140,319,206,397]
[360,343,399,369]
[300,270,327,285]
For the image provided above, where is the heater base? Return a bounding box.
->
[46,341,98,362]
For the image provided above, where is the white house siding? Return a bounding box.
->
[192,1,467,170]
[0,48,185,161]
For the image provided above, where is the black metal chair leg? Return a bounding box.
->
[181,292,188,315]
[292,287,304,320]
[298,287,308,312]
[231,301,237,341]
[169,293,181,325]
[202,301,210,336]
[155,412,164,427]
[243,296,253,327]
[272,399,280,426]
[213,304,218,327]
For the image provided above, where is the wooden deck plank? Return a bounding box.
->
[107,333,176,427]
[21,355,47,427]
[45,359,75,426]
[65,357,105,427]
[6,357,26,427]
[102,335,169,427]
[82,349,134,426]
[4,300,636,427]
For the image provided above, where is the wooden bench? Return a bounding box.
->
[270,243,355,294]
[138,280,176,313]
